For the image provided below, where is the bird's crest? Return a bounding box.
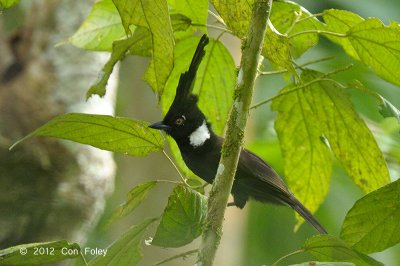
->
[173,34,209,105]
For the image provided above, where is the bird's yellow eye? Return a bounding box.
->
[175,116,185,125]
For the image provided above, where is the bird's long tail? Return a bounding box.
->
[288,196,327,234]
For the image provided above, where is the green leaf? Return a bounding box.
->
[89,218,156,266]
[349,80,400,122]
[322,9,364,60]
[272,82,332,228]
[112,0,174,95]
[340,179,400,253]
[107,181,158,226]
[0,0,20,10]
[169,0,208,27]
[86,28,149,99]
[271,1,322,58]
[262,23,293,71]
[304,235,383,266]
[0,241,80,265]
[10,113,163,157]
[127,15,193,57]
[301,70,389,193]
[213,0,293,70]
[272,70,390,226]
[152,185,207,247]
[348,18,400,86]
[112,0,147,35]
[211,0,253,37]
[378,96,400,122]
[162,36,236,134]
[141,0,174,95]
[68,0,127,51]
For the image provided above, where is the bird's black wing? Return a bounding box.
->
[238,148,290,195]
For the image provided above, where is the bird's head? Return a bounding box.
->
[149,94,207,142]
[149,35,211,147]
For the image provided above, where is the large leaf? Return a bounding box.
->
[10,113,163,157]
[272,70,390,226]
[151,185,207,247]
[348,19,400,86]
[107,181,158,226]
[68,0,127,51]
[262,23,293,71]
[0,241,79,265]
[86,28,149,99]
[211,0,253,37]
[89,218,156,266]
[301,70,389,193]
[322,9,364,60]
[127,15,192,57]
[112,0,147,35]
[272,82,332,228]
[142,0,175,95]
[340,179,400,253]
[304,235,382,266]
[113,0,174,95]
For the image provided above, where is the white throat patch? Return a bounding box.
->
[189,120,210,147]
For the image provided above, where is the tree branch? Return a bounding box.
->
[197,1,272,265]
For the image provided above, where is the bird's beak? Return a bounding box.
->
[149,121,171,131]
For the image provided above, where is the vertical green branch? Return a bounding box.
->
[197,1,272,265]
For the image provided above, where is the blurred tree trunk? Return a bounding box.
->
[0,0,117,248]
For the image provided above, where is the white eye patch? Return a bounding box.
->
[189,120,210,147]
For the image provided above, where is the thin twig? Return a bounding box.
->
[208,10,226,26]
[284,9,302,35]
[78,252,89,266]
[162,150,189,186]
[191,23,232,33]
[272,249,305,266]
[289,30,347,39]
[251,64,353,109]
[295,12,323,24]
[258,56,335,76]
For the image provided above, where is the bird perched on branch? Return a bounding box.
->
[149,34,327,234]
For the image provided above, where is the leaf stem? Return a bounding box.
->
[78,251,89,266]
[208,10,226,26]
[251,64,353,109]
[295,12,323,24]
[271,249,305,266]
[289,30,347,39]
[162,150,189,186]
[259,56,335,76]
[191,23,232,33]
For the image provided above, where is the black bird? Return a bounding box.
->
[149,35,327,234]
